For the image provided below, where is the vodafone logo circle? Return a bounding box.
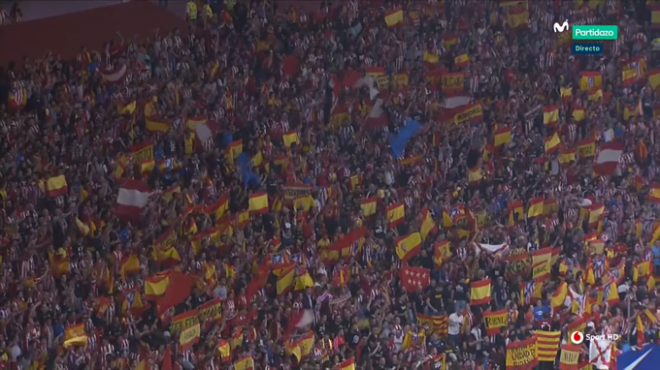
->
[570,331,584,345]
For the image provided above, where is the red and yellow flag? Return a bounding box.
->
[234,356,255,370]
[527,197,544,218]
[420,209,436,241]
[179,323,201,351]
[395,232,422,263]
[47,175,68,197]
[544,132,561,153]
[543,105,559,126]
[361,196,378,217]
[248,192,269,214]
[558,149,576,165]
[494,127,511,147]
[386,202,405,226]
[470,279,492,305]
[384,9,404,27]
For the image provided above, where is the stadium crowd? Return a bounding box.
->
[1,0,659,369]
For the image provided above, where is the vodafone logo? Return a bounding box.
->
[571,331,584,344]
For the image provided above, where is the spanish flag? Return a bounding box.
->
[118,100,137,115]
[154,246,182,265]
[276,267,296,296]
[248,192,269,214]
[527,197,544,218]
[633,260,651,283]
[119,254,140,277]
[588,88,603,102]
[442,34,458,48]
[434,240,451,268]
[75,218,90,236]
[558,149,576,165]
[454,54,470,68]
[227,140,243,159]
[532,247,552,281]
[47,175,68,197]
[205,195,230,219]
[423,51,439,65]
[623,68,637,87]
[186,116,207,130]
[543,105,559,126]
[179,323,201,351]
[560,86,572,101]
[572,106,586,122]
[602,281,620,304]
[470,279,492,305]
[420,209,436,241]
[63,335,88,348]
[144,273,170,299]
[579,71,602,91]
[294,195,315,212]
[296,332,315,357]
[282,131,299,148]
[349,174,362,190]
[494,127,511,147]
[384,9,404,27]
[145,117,172,132]
[217,340,231,362]
[234,356,254,370]
[508,200,524,225]
[544,132,561,153]
[294,269,315,291]
[387,202,405,226]
[587,204,605,227]
[50,250,70,276]
[468,166,483,184]
[506,6,529,28]
[338,359,356,370]
[624,101,642,120]
[649,69,660,89]
[577,139,596,157]
[65,323,86,341]
[361,196,378,217]
[551,281,568,311]
[395,232,422,263]
[649,183,660,202]
[159,185,180,203]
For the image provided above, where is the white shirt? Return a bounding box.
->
[9,345,21,361]
[448,313,463,335]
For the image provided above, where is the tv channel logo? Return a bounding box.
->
[572,25,618,40]
[553,20,569,33]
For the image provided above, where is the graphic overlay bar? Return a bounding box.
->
[572,25,618,40]
[572,43,604,55]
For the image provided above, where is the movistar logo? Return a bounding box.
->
[554,20,569,33]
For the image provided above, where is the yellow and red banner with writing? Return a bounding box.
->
[506,335,538,369]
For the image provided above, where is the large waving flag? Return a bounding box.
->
[115,179,150,219]
[390,118,423,157]
[593,141,623,175]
